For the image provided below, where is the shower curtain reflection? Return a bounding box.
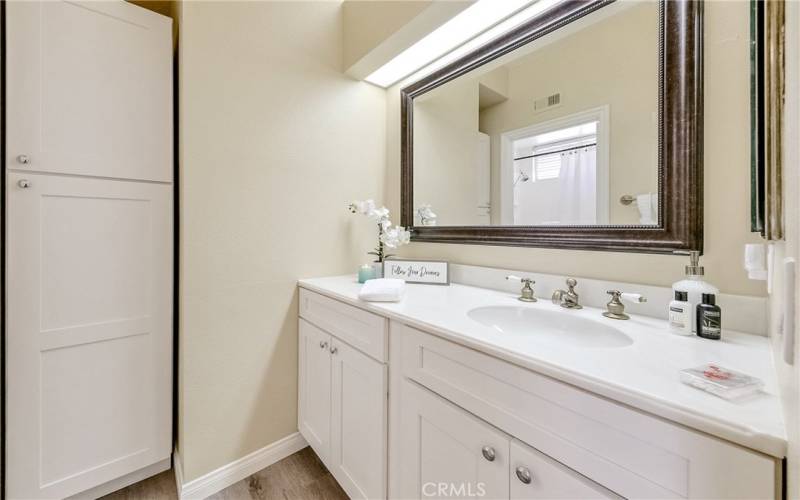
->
[557,146,597,224]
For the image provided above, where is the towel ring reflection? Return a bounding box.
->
[619,195,636,206]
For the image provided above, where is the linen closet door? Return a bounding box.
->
[5,1,173,498]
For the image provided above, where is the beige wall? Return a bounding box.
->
[479,2,658,225]
[343,0,433,69]
[387,0,766,297]
[342,0,474,79]
[178,0,386,481]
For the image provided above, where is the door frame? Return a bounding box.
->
[499,105,610,225]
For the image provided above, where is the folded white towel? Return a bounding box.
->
[744,243,767,281]
[358,278,406,302]
[650,194,658,221]
[637,193,656,225]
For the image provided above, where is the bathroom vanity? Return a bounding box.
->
[297,276,785,500]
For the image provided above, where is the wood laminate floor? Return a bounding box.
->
[101,447,348,500]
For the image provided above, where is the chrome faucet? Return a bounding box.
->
[552,278,582,309]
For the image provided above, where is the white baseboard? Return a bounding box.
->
[175,432,308,500]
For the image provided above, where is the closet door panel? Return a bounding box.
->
[6,0,172,181]
[6,173,172,499]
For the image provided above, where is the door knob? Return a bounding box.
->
[319,341,328,349]
[515,466,532,484]
[17,179,31,189]
[330,346,338,355]
[481,446,496,462]
[16,154,30,165]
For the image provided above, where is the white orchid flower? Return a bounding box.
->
[348,199,410,260]
[380,225,411,249]
[348,199,376,215]
[369,206,390,221]
[417,204,437,226]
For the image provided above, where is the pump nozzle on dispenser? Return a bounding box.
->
[674,250,704,276]
[672,250,717,334]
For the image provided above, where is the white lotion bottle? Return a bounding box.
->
[668,290,693,335]
[673,251,719,333]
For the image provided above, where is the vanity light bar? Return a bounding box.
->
[365,0,562,88]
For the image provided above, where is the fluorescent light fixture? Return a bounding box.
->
[365,0,563,88]
[412,0,563,82]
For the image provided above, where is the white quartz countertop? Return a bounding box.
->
[298,275,787,458]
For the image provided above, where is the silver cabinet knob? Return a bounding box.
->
[319,341,328,350]
[481,446,496,462]
[330,346,338,355]
[16,154,30,165]
[515,466,532,484]
[17,179,31,189]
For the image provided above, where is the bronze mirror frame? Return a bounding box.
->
[400,0,703,254]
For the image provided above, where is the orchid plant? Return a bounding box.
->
[348,199,410,262]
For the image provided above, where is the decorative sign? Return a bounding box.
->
[383,259,450,285]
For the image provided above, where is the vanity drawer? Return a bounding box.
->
[299,288,387,362]
[510,439,619,500]
[398,323,777,500]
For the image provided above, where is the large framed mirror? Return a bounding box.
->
[400,0,703,253]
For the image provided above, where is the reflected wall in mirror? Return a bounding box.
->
[412,1,659,228]
[401,0,703,253]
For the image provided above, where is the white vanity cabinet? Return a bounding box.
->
[393,322,779,499]
[398,379,616,500]
[509,440,619,500]
[297,286,783,500]
[298,290,388,500]
[298,319,333,459]
[398,380,510,500]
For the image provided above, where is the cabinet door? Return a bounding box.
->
[298,320,333,463]
[330,339,388,500]
[510,440,618,499]
[399,380,509,500]
[7,0,172,182]
[6,172,172,499]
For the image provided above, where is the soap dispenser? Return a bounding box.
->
[673,251,719,333]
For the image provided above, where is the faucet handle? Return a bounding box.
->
[566,277,578,290]
[506,275,535,287]
[603,290,647,320]
[603,291,628,320]
[620,292,647,304]
[506,275,536,302]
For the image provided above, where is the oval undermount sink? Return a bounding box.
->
[468,306,633,349]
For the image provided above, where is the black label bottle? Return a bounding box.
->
[696,293,722,340]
